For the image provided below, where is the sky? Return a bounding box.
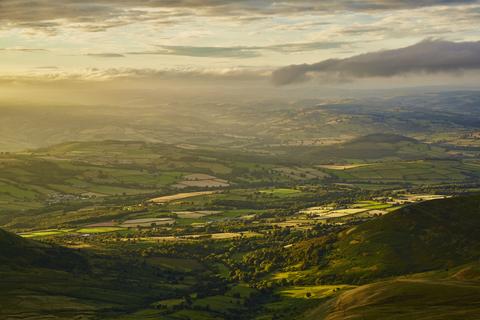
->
[1,0,480,96]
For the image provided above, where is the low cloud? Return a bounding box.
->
[0,47,48,52]
[0,67,270,85]
[128,41,346,58]
[86,53,125,58]
[129,46,261,58]
[272,39,480,85]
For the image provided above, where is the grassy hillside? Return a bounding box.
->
[315,194,480,283]
[307,263,480,320]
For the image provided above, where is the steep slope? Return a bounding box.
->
[299,195,480,319]
[317,195,480,283]
[306,263,480,320]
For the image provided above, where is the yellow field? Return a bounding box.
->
[149,191,218,203]
[317,164,372,170]
[210,231,261,239]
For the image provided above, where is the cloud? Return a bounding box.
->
[0,47,48,52]
[34,66,58,70]
[0,67,270,85]
[1,0,478,33]
[86,53,125,58]
[129,46,261,58]
[272,39,480,85]
[128,41,347,58]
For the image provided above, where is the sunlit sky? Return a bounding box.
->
[1,0,480,88]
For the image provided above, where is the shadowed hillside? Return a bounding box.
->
[0,228,215,320]
[0,228,89,272]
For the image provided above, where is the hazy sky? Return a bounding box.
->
[1,0,480,91]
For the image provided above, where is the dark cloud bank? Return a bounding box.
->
[272,40,480,85]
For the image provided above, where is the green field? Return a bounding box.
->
[1,134,480,320]
[325,160,480,184]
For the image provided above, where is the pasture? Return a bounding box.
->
[260,188,302,197]
[326,160,480,184]
[279,285,353,299]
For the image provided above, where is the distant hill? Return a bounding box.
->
[316,195,480,283]
[283,133,447,164]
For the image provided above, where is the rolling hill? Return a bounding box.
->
[295,194,480,319]
[282,133,448,164]
[316,194,480,283]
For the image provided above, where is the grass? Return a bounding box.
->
[75,227,124,234]
[226,285,257,299]
[317,164,372,170]
[315,194,480,283]
[192,295,243,313]
[18,227,124,238]
[169,309,223,320]
[20,230,68,238]
[152,298,185,309]
[279,285,352,299]
[260,188,302,197]
[150,191,219,203]
[316,273,480,320]
[147,257,203,272]
[328,160,480,184]
[210,231,262,239]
